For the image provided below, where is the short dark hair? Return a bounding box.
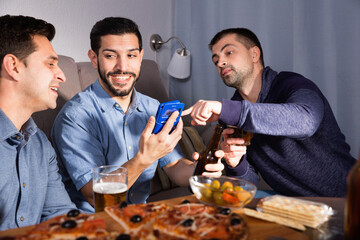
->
[90,17,142,55]
[0,15,55,67]
[209,28,264,66]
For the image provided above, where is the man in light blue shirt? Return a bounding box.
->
[51,17,224,213]
[0,15,76,230]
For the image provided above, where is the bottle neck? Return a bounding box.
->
[206,124,224,150]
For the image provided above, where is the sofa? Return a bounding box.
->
[33,55,272,202]
[32,55,211,202]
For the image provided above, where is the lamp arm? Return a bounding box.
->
[150,34,189,56]
[161,36,187,50]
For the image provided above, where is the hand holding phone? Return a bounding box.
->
[153,100,185,134]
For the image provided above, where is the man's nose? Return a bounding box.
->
[115,57,128,72]
[56,67,66,83]
[217,57,227,67]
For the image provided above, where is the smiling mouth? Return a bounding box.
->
[113,75,131,80]
[50,87,58,92]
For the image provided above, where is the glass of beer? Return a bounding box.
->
[227,125,253,146]
[93,165,128,212]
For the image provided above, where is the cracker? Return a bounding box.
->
[243,208,306,231]
[256,195,333,229]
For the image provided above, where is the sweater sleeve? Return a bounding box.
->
[219,88,324,139]
[224,155,259,186]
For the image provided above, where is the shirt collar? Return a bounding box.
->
[92,79,145,114]
[257,66,278,102]
[0,108,38,142]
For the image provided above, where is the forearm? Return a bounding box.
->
[164,158,195,187]
[220,89,324,138]
[224,156,259,186]
[121,153,156,188]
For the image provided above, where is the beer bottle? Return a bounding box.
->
[345,154,360,240]
[193,124,224,175]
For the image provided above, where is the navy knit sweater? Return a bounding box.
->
[222,67,356,197]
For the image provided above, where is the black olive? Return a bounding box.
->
[116,233,131,240]
[181,199,190,204]
[182,218,194,227]
[67,209,80,217]
[120,201,128,208]
[219,207,231,215]
[130,214,142,223]
[230,217,243,226]
[61,220,77,228]
[75,237,88,240]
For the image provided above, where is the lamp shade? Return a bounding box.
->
[167,48,191,79]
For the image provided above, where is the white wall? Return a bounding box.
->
[0,0,174,91]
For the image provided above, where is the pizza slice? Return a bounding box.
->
[105,202,169,238]
[25,209,118,240]
[152,202,248,240]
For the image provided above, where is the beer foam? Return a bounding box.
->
[93,182,127,194]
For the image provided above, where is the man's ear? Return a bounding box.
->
[88,49,98,69]
[251,46,261,63]
[2,54,21,80]
[140,48,144,61]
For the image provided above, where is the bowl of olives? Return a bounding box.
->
[189,175,257,208]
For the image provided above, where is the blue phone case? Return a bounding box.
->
[153,100,185,134]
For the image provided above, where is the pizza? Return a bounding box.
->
[152,202,248,240]
[105,200,248,240]
[2,201,249,240]
[6,209,122,240]
[105,201,169,238]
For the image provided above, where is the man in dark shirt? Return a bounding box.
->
[183,28,356,197]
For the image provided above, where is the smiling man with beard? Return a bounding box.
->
[51,17,224,213]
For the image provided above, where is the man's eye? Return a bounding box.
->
[226,51,233,56]
[213,60,218,65]
[105,54,115,58]
[128,54,137,58]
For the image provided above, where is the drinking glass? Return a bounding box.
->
[93,165,128,212]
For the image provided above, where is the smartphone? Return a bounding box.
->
[153,100,185,134]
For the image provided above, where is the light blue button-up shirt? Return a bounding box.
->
[0,109,76,231]
[52,80,184,213]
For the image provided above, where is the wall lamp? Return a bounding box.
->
[150,34,191,79]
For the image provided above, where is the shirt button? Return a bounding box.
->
[16,136,21,140]
[128,146,132,150]
[20,217,24,221]
[130,193,134,197]
[125,122,127,126]
[23,182,26,188]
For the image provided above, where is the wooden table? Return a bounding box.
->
[0,195,345,240]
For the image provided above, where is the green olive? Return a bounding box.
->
[210,180,221,190]
[201,187,212,200]
[213,191,225,205]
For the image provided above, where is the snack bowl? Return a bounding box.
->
[189,175,257,208]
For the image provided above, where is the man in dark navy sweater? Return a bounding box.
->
[182,28,356,197]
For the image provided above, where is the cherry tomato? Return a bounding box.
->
[222,192,238,204]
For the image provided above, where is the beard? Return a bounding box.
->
[97,61,139,97]
[221,64,253,89]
